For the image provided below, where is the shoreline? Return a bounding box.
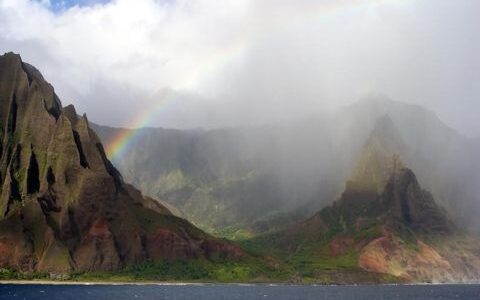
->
[0,280,208,286]
[0,280,479,286]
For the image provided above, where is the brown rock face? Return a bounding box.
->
[382,168,454,233]
[0,52,242,274]
[358,229,480,282]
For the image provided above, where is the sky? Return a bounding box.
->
[0,0,479,136]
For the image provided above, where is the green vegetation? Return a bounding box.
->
[0,268,49,280]
[0,233,400,284]
[35,149,49,179]
[208,225,255,241]
[69,255,398,284]
[70,257,287,283]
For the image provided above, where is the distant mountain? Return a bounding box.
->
[292,116,455,238]
[93,96,480,237]
[253,119,480,282]
[0,53,242,276]
[341,98,480,229]
[92,124,333,237]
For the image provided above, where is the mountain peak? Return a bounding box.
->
[371,114,394,134]
[368,114,405,153]
[348,115,406,194]
[0,52,243,275]
[336,113,454,233]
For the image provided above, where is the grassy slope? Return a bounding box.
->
[0,222,400,283]
[238,223,401,284]
[0,208,432,284]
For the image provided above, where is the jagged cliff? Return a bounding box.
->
[0,52,242,275]
[277,116,480,282]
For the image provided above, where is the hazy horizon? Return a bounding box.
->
[0,0,479,137]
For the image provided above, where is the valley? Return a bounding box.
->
[0,52,479,284]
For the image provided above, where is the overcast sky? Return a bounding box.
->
[0,0,479,136]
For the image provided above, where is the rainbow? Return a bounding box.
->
[106,0,406,160]
[106,40,247,160]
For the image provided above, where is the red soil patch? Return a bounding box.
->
[328,237,354,256]
[88,219,112,237]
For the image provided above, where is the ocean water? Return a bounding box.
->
[0,283,479,300]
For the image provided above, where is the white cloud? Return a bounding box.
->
[0,0,479,136]
[0,0,251,124]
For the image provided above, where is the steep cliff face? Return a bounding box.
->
[0,52,242,274]
[279,117,480,282]
[348,115,407,194]
[300,117,454,236]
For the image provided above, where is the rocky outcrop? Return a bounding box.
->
[358,231,455,282]
[358,228,480,282]
[382,167,454,233]
[321,116,454,235]
[0,52,243,274]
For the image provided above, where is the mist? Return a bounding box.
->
[0,0,478,234]
[0,0,479,137]
[3,0,480,285]
[91,96,480,234]
[1,0,479,230]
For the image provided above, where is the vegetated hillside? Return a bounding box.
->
[93,96,480,237]
[92,123,343,238]
[0,52,245,277]
[244,118,480,283]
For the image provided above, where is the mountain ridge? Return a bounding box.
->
[0,52,244,276]
[247,120,479,282]
[92,95,480,236]
[1,51,479,283]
